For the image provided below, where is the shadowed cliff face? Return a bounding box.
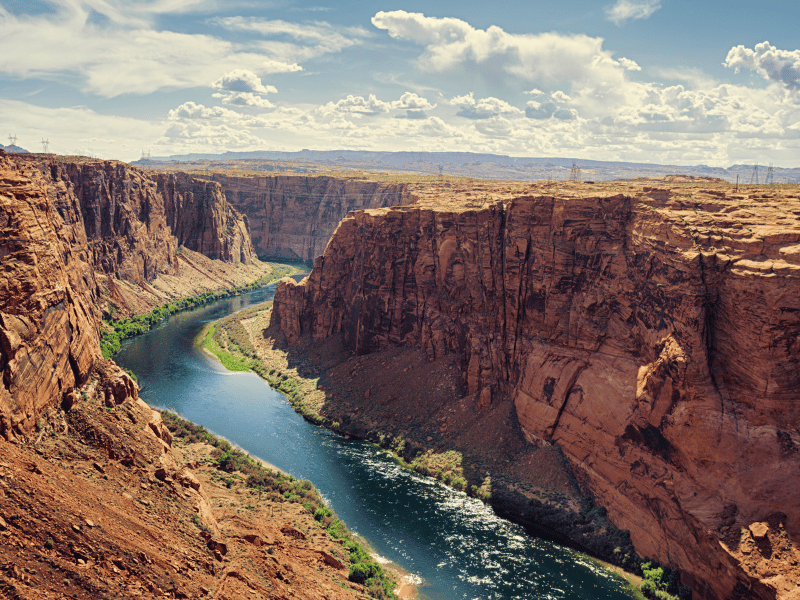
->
[0,152,257,440]
[213,174,414,261]
[272,186,800,600]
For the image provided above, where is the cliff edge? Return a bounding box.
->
[272,180,800,600]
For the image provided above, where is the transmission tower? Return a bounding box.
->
[569,162,581,182]
[8,134,17,146]
[765,163,774,185]
[749,163,759,185]
[40,139,49,153]
[141,150,151,167]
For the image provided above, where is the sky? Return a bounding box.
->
[1,0,799,166]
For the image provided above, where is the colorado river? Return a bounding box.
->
[114,278,635,600]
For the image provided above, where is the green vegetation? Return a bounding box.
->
[160,410,397,600]
[100,263,295,358]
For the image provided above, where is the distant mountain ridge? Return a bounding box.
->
[136,149,800,184]
[0,143,29,153]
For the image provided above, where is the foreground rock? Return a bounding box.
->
[272,179,800,600]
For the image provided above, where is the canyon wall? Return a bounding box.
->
[0,151,257,440]
[213,174,414,261]
[0,151,103,439]
[272,187,800,599]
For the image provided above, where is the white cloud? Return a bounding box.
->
[212,69,277,95]
[724,41,800,91]
[214,17,368,61]
[0,99,163,160]
[215,92,275,108]
[0,3,302,97]
[371,10,636,92]
[318,94,392,117]
[605,0,661,25]
[450,93,523,119]
[391,92,436,111]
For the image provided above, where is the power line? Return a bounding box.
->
[569,162,581,182]
[749,163,759,185]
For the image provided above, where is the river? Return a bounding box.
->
[114,278,635,600]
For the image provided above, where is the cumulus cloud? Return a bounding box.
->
[215,92,275,108]
[391,92,436,111]
[450,93,523,119]
[724,41,800,91]
[605,0,661,25]
[318,94,392,117]
[168,102,241,120]
[371,10,638,91]
[212,69,277,95]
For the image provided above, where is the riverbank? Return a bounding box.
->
[101,260,298,358]
[0,360,391,600]
[202,299,673,599]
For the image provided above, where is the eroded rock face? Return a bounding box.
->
[0,152,256,439]
[213,174,414,261]
[0,151,102,439]
[272,186,800,600]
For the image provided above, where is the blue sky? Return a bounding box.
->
[1,0,799,166]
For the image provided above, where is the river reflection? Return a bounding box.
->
[115,278,634,600]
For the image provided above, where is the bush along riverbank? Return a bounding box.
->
[160,411,399,600]
[100,263,297,358]
[203,301,691,600]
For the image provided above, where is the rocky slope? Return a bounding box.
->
[272,180,800,600]
[212,174,415,261]
[0,361,370,600]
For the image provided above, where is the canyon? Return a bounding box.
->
[4,144,800,600]
[210,173,415,261]
[271,179,800,600]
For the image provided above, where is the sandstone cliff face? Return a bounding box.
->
[0,150,102,439]
[0,152,257,439]
[158,173,254,264]
[213,174,414,261]
[272,185,800,600]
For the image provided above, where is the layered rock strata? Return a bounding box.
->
[213,174,414,261]
[272,184,800,600]
[0,151,101,440]
[0,151,257,439]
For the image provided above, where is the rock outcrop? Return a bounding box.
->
[0,151,257,439]
[272,183,800,600]
[213,174,414,261]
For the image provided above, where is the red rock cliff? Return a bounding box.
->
[0,151,102,439]
[213,174,414,261]
[1,153,257,440]
[272,184,800,600]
